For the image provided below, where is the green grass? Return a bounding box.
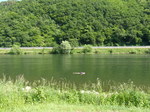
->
[71,48,150,54]
[0,49,10,54]
[2,103,150,112]
[0,48,52,54]
[24,48,52,54]
[0,76,150,111]
[94,48,150,54]
[72,48,150,54]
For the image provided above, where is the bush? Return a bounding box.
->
[9,45,23,55]
[60,41,72,54]
[109,49,113,54]
[109,90,149,107]
[24,87,46,103]
[52,46,61,54]
[82,45,93,53]
[52,41,72,54]
[145,49,150,54]
[128,49,138,54]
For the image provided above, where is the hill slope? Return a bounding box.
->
[0,0,149,47]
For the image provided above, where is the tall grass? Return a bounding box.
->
[0,76,150,110]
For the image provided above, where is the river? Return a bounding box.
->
[0,54,150,87]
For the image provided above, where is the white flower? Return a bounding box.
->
[25,86,31,91]
[22,86,32,92]
[80,90,85,94]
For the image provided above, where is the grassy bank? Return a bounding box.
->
[3,103,150,112]
[73,48,150,54]
[0,47,150,55]
[0,76,150,111]
[0,48,52,55]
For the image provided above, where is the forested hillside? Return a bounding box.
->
[0,0,149,47]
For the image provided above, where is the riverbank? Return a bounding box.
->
[0,46,150,54]
[73,47,150,54]
[0,76,150,111]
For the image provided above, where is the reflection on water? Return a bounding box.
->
[0,54,150,86]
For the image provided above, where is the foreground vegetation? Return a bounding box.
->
[0,76,150,112]
[0,0,149,47]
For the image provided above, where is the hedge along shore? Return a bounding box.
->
[0,46,150,55]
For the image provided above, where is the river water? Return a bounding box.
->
[0,54,150,87]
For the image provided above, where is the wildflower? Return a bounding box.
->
[22,86,32,92]
[80,90,85,94]
[80,90,90,94]
[80,90,99,95]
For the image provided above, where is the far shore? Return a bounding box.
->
[1,46,150,50]
[0,46,150,55]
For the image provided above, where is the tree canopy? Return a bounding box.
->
[0,0,149,47]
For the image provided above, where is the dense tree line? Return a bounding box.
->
[0,0,149,47]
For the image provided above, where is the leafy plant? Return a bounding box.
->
[60,41,72,54]
[9,45,23,54]
[82,45,93,53]
[129,49,137,54]
[145,49,150,54]
[52,41,72,54]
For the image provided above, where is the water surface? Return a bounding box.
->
[0,54,150,86]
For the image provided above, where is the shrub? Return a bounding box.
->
[109,49,113,54]
[129,49,137,54]
[52,41,72,54]
[51,46,61,54]
[82,45,93,53]
[109,90,149,107]
[24,87,46,103]
[9,45,23,54]
[60,41,72,54]
[145,49,150,54]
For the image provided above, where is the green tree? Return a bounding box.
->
[0,0,149,47]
